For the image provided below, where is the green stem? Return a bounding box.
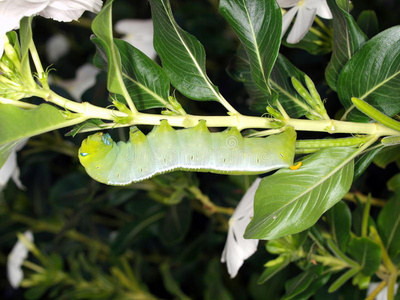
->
[29,42,50,90]
[14,88,400,137]
[365,281,388,300]
[327,240,359,268]
[0,97,37,108]
[361,194,371,237]
[370,226,398,300]
[187,186,234,215]
[314,17,333,37]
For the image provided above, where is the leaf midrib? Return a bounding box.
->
[159,0,221,101]
[259,150,355,225]
[241,0,270,94]
[122,73,169,107]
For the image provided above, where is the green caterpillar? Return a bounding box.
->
[78,120,296,185]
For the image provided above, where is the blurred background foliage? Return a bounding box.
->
[1,0,400,299]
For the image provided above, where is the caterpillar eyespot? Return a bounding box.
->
[78,121,296,186]
[290,161,303,170]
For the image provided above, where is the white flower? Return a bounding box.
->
[51,63,99,101]
[0,0,103,58]
[0,140,27,191]
[115,19,157,60]
[46,33,70,63]
[221,178,262,278]
[367,282,399,300]
[7,231,34,289]
[277,0,332,44]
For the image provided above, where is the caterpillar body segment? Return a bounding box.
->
[79,121,297,185]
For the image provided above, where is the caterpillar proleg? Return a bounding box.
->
[78,121,296,185]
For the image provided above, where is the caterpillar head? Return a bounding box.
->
[78,132,114,167]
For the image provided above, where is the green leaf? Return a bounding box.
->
[328,267,359,293]
[245,147,356,240]
[325,0,367,91]
[19,17,36,88]
[91,0,126,97]
[373,145,400,168]
[228,48,309,118]
[326,201,351,252]
[148,0,221,102]
[337,26,400,121]
[160,262,191,300]
[357,10,379,39]
[353,145,384,181]
[160,200,192,245]
[93,38,172,111]
[283,265,323,300]
[110,211,165,255]
[377,191,400,258]
[204,259,233,300]
[290,273,331,300]
[258,255,290,284]
[388,173,400,192]
[219,0,281,96]
[0,104,84,168]
[347,237,381,276]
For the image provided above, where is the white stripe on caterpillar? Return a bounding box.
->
[78,120,296,185]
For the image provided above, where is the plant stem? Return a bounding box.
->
[19,89,400,137]
[0,97,37,108]
[365,281,388,300]
[187,186,234,215]
[29,42,50,90]
[343,192,386,207]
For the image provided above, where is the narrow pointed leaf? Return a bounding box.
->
[19,17,36,87]
[283,265,323,299]
[338,26,400,121]
[219,0,281,96]
[0,104,84,167]
[91,0,126,96]
[258,256,290,284]
[325,0,367,91]
[245,147,356,240]
[93,38,172,111]
[149,0,221,102]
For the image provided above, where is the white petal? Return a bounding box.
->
[316,0,332,19]
[115,19,157,60]
[221,178,261,278]
[46,33,70,63]
[11,166,25,190]
[286,7,317,44]
[0,34,6,58]
[0,140,27,190]
[0,151,17,189]
[7,231,34,289]
[367,282,399,300]
[54,63,99,101]
[276,0,299,8]
[282,7,299,38]
[39,0,102,22]
[0,0,49,33]
[46,0,102,11]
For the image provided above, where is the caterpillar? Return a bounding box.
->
[78,120,296,186]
